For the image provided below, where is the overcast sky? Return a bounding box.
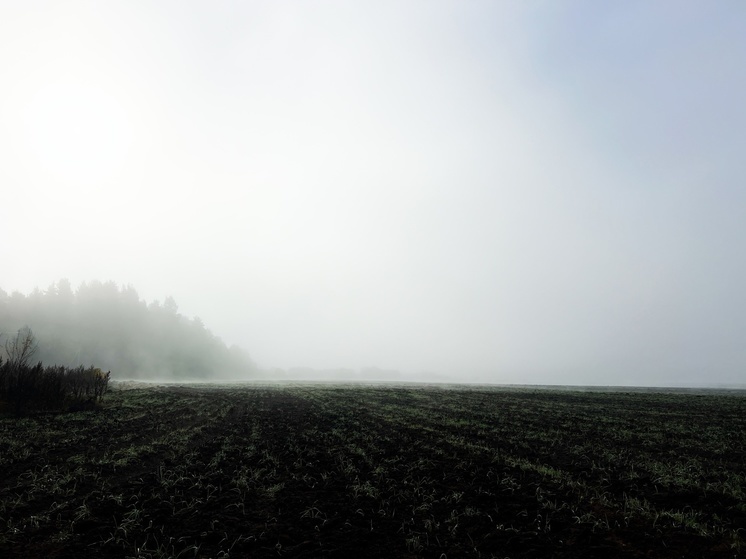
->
[2,1,745,386]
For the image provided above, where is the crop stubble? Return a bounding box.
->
[0,384,744,558]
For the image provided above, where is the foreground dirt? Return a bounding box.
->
[1,384,744,558]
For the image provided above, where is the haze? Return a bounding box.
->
[2,1,745,387]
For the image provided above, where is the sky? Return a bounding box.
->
[2,1,745,387]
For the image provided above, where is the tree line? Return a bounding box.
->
[0,280,257,380]
[0,326,110,415]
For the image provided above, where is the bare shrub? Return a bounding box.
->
[4,326,38,369]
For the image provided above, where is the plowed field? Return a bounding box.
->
[1,384,744,558]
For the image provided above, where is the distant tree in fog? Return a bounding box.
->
[0,280,258,380]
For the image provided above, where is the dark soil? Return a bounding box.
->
[0,384,744,558]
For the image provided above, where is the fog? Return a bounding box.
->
[2,1,745,387]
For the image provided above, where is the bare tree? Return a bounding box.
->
[4,327,38,369]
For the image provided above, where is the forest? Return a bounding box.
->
[0,280,257,380]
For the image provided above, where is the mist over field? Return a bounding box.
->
[0,280,257,381]
[2,2,745,387]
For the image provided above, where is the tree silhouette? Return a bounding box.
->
[3,326,37,369]
[0,281,257,380]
